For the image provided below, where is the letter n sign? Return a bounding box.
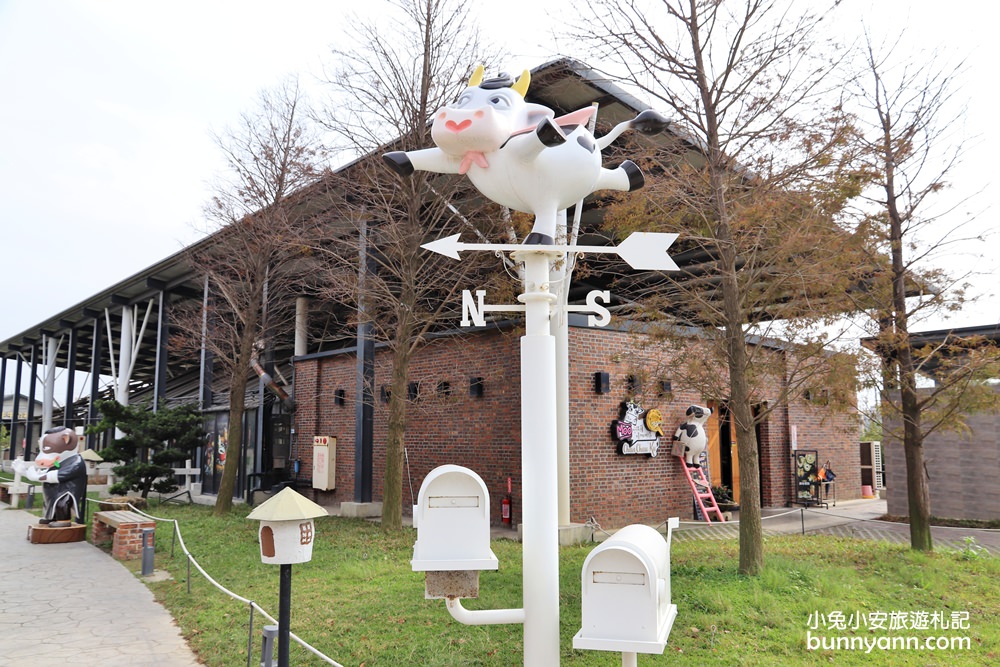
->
[462,290,486,327]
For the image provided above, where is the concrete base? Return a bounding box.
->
[424,570,480,599]
[340,501,383,518]
[515,522,593,545]
[558,523,593,546]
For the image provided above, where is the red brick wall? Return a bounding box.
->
[293,325,859,528]
[787,393,861,504]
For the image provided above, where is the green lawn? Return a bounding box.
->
[112,502,1000,667]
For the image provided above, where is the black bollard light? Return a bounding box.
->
[260,624,278,667]
[141,527,155,576]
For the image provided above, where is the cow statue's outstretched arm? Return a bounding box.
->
[383,65,670,244]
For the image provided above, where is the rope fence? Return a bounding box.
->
[83,497,344,667]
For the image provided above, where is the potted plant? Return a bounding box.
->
[712,485,740,512]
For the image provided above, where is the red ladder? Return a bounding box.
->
[680,462,726,524]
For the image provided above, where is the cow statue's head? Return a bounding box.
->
[684,405,712,425]
[429,65,554,165]
[35,426,79,469]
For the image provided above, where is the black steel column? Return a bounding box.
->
[354,219,374,503]
[64,326,78,427]
[25,344,39,461]
[154,290,169,410]
[10,354,23,458]
[199,278,214,410]
[0,356,6,429]
[0,357,6,457]
[87,316,103,450]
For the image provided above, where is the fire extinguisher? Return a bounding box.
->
[501,476,513,528]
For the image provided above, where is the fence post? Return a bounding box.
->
[246,603,256,667]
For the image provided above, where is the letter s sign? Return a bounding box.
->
[586,290,611,327]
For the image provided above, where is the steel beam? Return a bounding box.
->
[65,327,77,426]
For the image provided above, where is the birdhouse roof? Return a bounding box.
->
[246,487,328,521]
[80,448,103,462]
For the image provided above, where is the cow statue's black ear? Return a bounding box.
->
[382,152,414,177]
[631,109,671,135]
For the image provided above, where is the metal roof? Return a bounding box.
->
[0,58,856,385]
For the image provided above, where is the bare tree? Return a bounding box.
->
[314,0,507,530]
[174,79,326,515]
[570,0,861,575]
[849,33,1000,550]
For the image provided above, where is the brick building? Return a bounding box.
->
[292,319,859,528]
[1,59,861,517]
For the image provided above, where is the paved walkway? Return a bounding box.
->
[0,504,202,667]
[672,498,1000,553]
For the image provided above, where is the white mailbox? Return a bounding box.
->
[411,465,498,572]
[573,520,678,654]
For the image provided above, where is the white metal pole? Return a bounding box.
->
[516,250,561,667]
[42,335,60,431]
[117,306,133,406]
[552,210,571,528]
[622,651,638,667]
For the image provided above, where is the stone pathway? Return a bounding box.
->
[0,506,202,667]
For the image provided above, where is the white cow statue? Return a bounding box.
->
[383,65,669,244]
[672,405,713,468]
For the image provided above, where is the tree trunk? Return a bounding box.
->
[883,116,933,551]
[902,421,932,550]
[381,348,412,530]
[722,270,763,576]
[687,0,763,575]
[215,337,253,515]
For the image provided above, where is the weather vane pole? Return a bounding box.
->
[387,64,674,667]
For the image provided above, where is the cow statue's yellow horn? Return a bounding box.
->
[468,64,485,87]
[511,69,530,97]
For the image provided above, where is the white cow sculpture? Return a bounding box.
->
[383,65,669,244]
[672,405,713,468]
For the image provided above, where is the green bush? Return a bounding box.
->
[87,400,204,498]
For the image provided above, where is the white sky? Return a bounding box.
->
[1,0,997,359]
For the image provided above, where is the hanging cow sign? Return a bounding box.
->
[383,65,670,244]
[612,401,665,457]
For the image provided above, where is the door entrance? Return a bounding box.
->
[706,401,769,507]
[706,402,740,503]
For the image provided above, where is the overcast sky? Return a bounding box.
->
[1,0,996,358]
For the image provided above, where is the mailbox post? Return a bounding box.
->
[418,232,679,666]
[247,487,327,667]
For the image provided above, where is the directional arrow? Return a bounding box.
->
[421,232,679,271]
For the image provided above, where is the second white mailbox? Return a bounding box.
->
[573,520,678,654]
[411,465,499,572]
